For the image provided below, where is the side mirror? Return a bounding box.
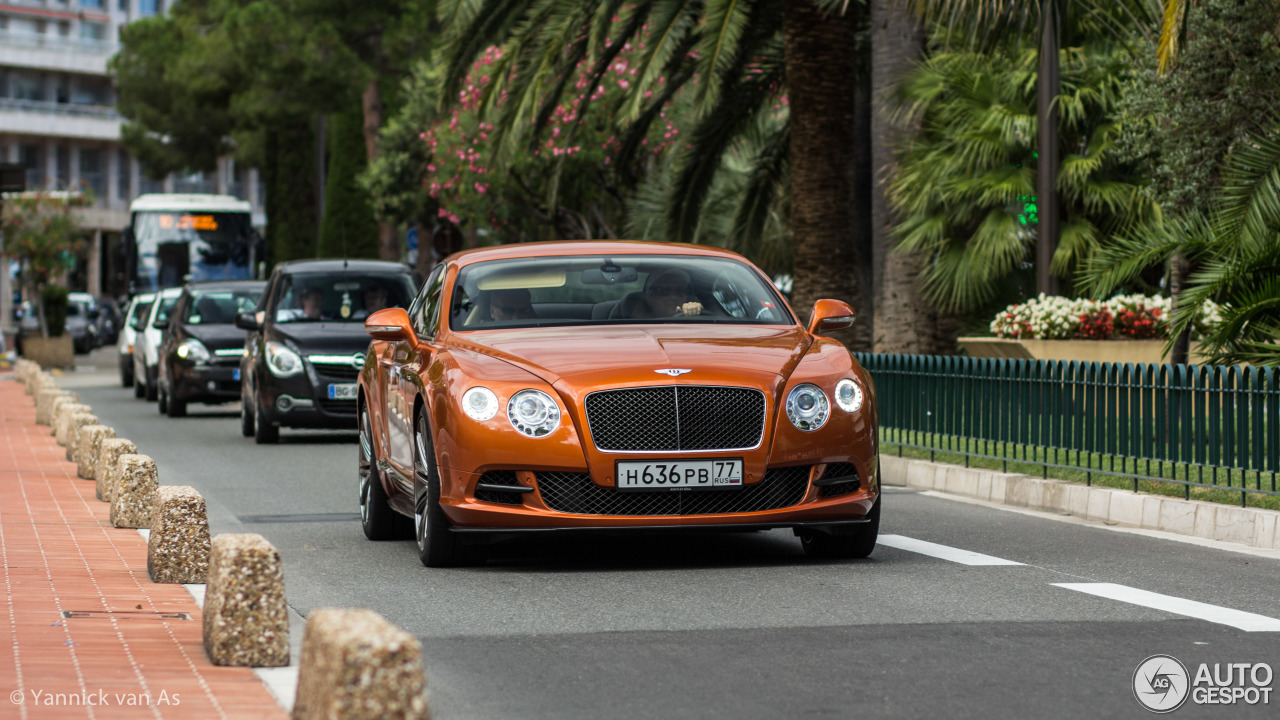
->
[365,307,415,342]
[807,299,855,336]
[88,309,101,320]
[234,312,261,331]
[152,319,169,330]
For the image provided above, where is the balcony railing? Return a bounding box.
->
[0,97,119,119]
[0,30,119,56]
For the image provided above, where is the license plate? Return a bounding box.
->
[327,383,358,400]
[233,368,241,382]
[616,459,743,491]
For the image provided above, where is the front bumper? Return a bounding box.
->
[172,363,242,403]
[431,458,878,531]
[259,366,358,430]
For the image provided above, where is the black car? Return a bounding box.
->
[236,259,416,443]
[156,281,266,417]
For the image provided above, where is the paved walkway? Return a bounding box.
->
[1,375,286,719]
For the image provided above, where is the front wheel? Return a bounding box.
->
[240,387,255,437]
[166,391,187,418]
[799,497,880,559]
[413,409,476,567]
[254,397,279,444]
[157,382,168,414]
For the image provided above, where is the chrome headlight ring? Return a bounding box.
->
[507,389,561,437]
[786,383,830,432]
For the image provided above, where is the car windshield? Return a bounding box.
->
[129,301,154,330]
[153,294,180,325]
[448,255,792,330]
[275,273,415,323]
[182,288,263,326]
[67,302,87,317]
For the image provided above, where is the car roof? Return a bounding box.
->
[444,240,751,268]
[183,280,267,293]
[157,287,184,298]
[274,259,412,275]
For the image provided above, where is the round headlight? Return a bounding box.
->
[461,387,499,421]
[176,338,210,364]
[834,378,863,413]
[507,389,561,437]
[786,383,829,431]
[265,340,304,378]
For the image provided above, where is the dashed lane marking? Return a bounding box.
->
[877,534,1025,566]
[1054,582,1280,632]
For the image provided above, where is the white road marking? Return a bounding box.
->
[1054,582,1280,632]
[878,534,1025,566]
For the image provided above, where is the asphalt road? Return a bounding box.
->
[59,347,1280,719]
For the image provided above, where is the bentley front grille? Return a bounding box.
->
[584,386,765,452]
[536,465,810,516]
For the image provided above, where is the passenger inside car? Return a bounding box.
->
[487,288,537,322]
[299,287,325,320]
[619,268,703,319]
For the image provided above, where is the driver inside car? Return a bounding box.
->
[621,268,703,319]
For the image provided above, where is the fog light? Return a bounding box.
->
[277,396,293,412]
[207,380,217,392]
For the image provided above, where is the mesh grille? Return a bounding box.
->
[475,470,524,505]
[536,465,810,516]
[313,363,360,381]
[318,398,357,415]
[817,462,860,499]
[585,386,765,452]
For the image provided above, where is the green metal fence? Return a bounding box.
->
[856,354,1280,506]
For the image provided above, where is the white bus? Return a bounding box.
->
[124,194,261,293]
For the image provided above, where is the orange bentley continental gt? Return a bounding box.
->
[357,241,879,566]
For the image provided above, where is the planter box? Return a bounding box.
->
[958,337,1209,365]
[21,335,75,369]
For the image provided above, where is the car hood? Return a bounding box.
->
[183,324,249,353]
[271,322,375,355]
[455,325,812,390]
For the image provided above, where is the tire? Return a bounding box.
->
[157,383,168,414]
[240,386,255,437]
[359,403,411,540]
[144,368,158,402]
[134,375,145,399]
[799,497,880,559]
[254,397,279,444]
[413,408,478,567]
[120,359,133,388]
[166,392,187,418]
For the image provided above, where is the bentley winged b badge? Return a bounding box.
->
[655,369,693,377]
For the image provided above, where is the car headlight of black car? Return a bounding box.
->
[176,338,211,365]
[266,340,305,378]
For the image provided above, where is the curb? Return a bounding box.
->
[880,454,1280,551]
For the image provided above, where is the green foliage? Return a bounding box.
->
[40,286,68,338]
[887,36,1158,312]
[361,59,441,230]
[319,107,381,258]
[1116,0,1280,215]
[1,192,89,337]
[263,122,320,268]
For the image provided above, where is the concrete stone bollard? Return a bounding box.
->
[15,359,35,384]
[30,372,58,397]
[292,608,430,720]
[76,425,115,479]
[147,486,210,583]
[35,388,74,426]
[50,399,84,437]
[111,454,158,528]
[203,534,290,667]
[96,439,137,501]
[63,412,98,461]
[54,403,90,445]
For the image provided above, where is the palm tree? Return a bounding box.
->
[887,36,1158,312]
[435,0,876,347]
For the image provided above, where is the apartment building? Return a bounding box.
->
[0,0,263,300]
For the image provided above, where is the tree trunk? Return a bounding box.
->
[361,79,399,261]
[1169,252,1192,365]
[783,0,867,350]
[1036,0,1061,295]
[870,0,944,355]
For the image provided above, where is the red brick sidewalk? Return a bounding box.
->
[1,376,286,719]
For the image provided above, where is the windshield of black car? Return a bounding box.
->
[448,255,793,330]
[182,289,263,326]
[274,273,415,323]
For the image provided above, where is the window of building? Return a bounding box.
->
[19,144,42,189]
[8,18,41,36]
[71,80,107,105]
[139,0,156,15]
[11,73,44,102]
[118,0,128,10]
[79,148,104,201]
[79,22,106,41]
[56,146,70,189]
[80,0,104,9]
[117,149,131,200]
